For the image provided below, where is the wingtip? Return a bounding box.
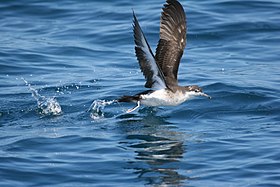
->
[163,0,184,12]
[132,8,135,16]
[132,10,138,22]
[166,0,179,4]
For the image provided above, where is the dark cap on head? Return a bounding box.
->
[185,85,202,92]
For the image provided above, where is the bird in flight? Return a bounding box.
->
[118,0,211,113]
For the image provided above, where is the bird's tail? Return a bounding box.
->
[118,95,139,103]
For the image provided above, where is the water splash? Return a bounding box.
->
[22,78,62,116]
[88,100,117,120]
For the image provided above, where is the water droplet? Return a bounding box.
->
[88,100,117,120]
[23,79,62,116]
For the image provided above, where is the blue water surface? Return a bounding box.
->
[1,0,280,186]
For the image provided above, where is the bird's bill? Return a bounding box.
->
[200,92,211,99]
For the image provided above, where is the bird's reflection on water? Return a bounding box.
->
[117,108,191,186]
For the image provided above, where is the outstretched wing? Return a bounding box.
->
[155,0,187,86]
[133,12,167,90]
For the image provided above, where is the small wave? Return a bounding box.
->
[22,78,62,116]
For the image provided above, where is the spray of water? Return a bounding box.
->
[88,100,117,120]
[22,78,62,116]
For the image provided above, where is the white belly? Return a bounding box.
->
[140,89,191,107]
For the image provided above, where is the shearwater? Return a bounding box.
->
[118,0,211,113]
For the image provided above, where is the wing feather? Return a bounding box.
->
[155,0,187,86]
[133,12,167,90]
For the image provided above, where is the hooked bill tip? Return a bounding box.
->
[201,93,211,99]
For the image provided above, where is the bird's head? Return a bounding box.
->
[184,85,211,99]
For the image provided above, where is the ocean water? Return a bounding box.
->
[1,0,280,186]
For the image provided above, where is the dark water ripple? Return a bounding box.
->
[1,0,280,186]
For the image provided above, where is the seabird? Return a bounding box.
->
[118,0,211,113]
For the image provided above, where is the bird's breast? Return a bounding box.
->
[140,89,189,106]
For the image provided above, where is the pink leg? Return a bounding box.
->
[126,101,140,113]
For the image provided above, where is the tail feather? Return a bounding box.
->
[118,95,139,103]
[118,90,153,103]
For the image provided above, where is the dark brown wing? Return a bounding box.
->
[133,12,167,90]
[155,0,187,86]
